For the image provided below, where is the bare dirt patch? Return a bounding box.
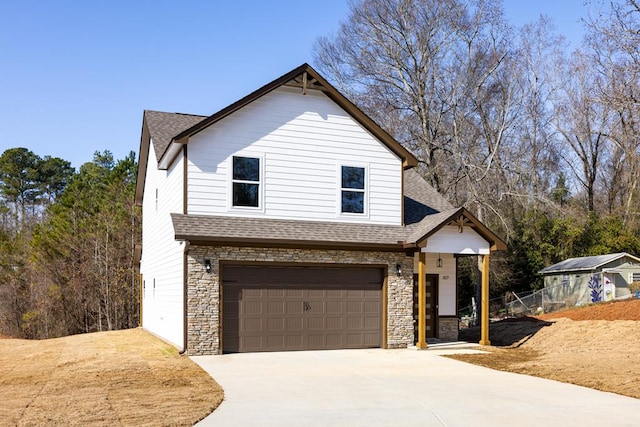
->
[537,297,640,321]
[453,299,640,399]
[0,328,223,426]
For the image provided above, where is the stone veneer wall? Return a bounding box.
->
[438,317,459,341]
[186,245,414,355]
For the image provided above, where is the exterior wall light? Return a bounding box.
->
[395,263,402,276]
[437,255,443,268]
[204,259,212,273]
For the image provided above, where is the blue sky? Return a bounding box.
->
[0,0,591,169]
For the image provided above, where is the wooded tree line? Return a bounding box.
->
[314,0,640,296]
[1,0,638,337]
[0,148,139,338]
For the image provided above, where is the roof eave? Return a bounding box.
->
[175,234,406,252]
[134,112,150,206]
[157,137,188,170]
[539,267,597,275]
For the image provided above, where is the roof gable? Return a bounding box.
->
[134,111,207,206]
[155,63,418,170]
[406,207,507,252]
[145,111,206,161]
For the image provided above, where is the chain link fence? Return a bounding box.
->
[458,282,606,328]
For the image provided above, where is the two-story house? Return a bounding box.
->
[135,63,505,355]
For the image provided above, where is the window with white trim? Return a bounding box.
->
[632,272,640,282]
[232,156,260,208]
[341,165,365,214]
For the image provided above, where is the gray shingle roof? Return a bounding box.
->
[405,208,462,243]
[403,169,453,225]
[144,110,206,161]
[172,213,407,249]
[539,252,640,274]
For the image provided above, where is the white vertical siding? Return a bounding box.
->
[140,143,184,349]
[186,87,402,225]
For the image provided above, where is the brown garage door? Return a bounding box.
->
[222,265,383,353]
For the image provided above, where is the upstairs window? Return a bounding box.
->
[232,156,260,208]
[341,166,365,214]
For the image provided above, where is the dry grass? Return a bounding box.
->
[0,328,223,426]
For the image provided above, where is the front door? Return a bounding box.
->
[413,274,439,341]
[425,274,438,338]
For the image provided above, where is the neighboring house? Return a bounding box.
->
[539,252,640,305]
[134,63,506,355]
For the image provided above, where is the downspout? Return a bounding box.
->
[179,240,191,355]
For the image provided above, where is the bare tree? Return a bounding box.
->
[314,0,519,226]
[584,0,640,223]
[554,50,611,213]
[512,17,565,205]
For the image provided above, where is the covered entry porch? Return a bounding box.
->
[407,208,506,348]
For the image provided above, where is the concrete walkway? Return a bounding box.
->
[192,347,640,427]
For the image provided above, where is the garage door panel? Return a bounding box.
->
[267,318,284,331]
[363,333,379,346]
[243,301,262,315]
[286,335,303,348]
[364,301,379,313]
[267,335,284,348]
[347,301,362,313]
[308,317,325,330]
[347,289,363,298]
[308,334,325,347]
[326,301,342,313]
[346,333,363,347]
[267,288,285,298]
[286,301,302,314]
[286,317,303,330]
[347,316,363,329]
[267,301,285,314]
[243,317,262,331]
[325,334,341,347]
[326,289,342,298]
[364,316,381,329]
[363,288,380,298]
[307,288,325,298]
[223,266,382,353]
[286,288,304,298]
[244,288,263,298]
[242,336,262,350]
[326,316,343,330]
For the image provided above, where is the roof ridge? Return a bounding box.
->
[145,109,207,117]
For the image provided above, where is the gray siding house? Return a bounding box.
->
[539,252,640,306]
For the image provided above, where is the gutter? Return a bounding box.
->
[179,240,190,355]
[538,267,598,275]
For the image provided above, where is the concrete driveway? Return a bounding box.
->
[192,346,640,426]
